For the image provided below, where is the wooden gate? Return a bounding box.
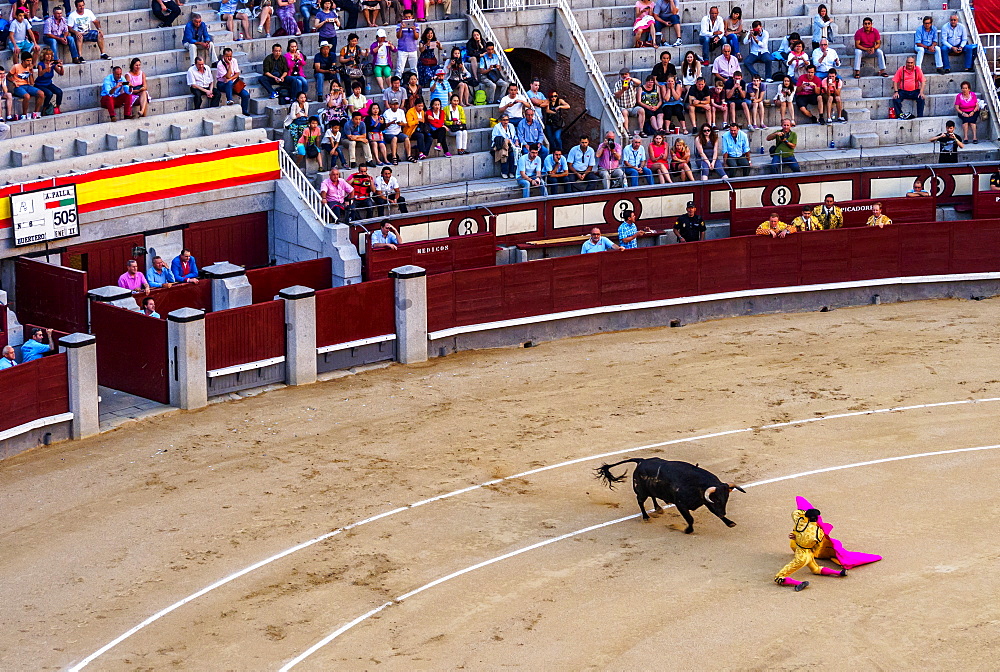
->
[184,213,270,270]
[14,258,88,333]
[63,234,146,291]
[90,302,170,403]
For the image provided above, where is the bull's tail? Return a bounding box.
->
[594,458,647,490]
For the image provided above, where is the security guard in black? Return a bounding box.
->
[674,201,706,242]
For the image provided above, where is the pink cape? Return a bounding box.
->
[796,496,882,570]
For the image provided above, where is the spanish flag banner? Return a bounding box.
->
[0,141,280,228]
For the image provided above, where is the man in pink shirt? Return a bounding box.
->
[711,43,740,80]
[853,17,887,78]
[320,168,355,222]
[891,56,925,119]
[117,259,150,295]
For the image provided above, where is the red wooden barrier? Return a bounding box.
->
[426,220,1000,334]
[90,302,170,403]
[364,232,496,281]
[204,300,285,371]
[730,196,936,237]
[131,281,213,315]
[0,354,69,433]
[14,258,88,334]
[972,188,1000,219]
[315,279,394,347]
[246,258,332,304]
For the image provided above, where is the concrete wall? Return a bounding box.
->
[272,179,327,265]
[0,181,275,262]
[429,279,1000,356]
[0,421,72,461]
[488,9,558,61]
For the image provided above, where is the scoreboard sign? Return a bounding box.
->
[11,185,80,246]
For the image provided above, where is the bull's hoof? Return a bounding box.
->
[684,527,694,534]
[726,520,737,528]
[641,516,651,522]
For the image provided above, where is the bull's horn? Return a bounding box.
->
[728,483,747,493]
[704,486,717,503]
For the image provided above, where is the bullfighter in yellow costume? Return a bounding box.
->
[774,508,847,591]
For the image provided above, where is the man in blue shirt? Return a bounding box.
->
[914,16,944,73]
[516,108,548,160]
[171,249,200,283]
[721,122,751,177]
[370,220,401,249]
[21,327,54,363]
[147,256,176,288]
[621,134,654,187]
[543,148,570,195]
[479,42,508,104]
[653,0,682,46]
[141,297,161,318]
[617,209,654,250]
[0,345,16,370]
[940,14,977,73]
[581,227,621,253]
[516,144,547,199]
[565,136,601,192]
[183,13,217,64]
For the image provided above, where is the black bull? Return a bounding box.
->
[595,457,746,533]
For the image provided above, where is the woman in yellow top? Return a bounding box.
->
[774,508,847,591]
[755,213,797,237]
[444,93,469,155]
[403,99,429,162]
[866,202,892,228]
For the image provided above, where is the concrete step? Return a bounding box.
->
[573,4,959,38]
[0,104,251,169]
[0,128,269,183]
[850,132,879,148]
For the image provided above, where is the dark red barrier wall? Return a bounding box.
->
[730,197,936,237]
[973,189,1000,219]
[315,279,394,347]
[364,232,496,280]
[90,302,170,403]
[246,258,332,303]
[131,281,213,315]
[184,213,270,270]
[0,354,69,433]
[427,221,1000,333]
[205,300,285,371]
[15,258,88,334]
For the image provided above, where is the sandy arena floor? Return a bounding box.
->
[3,297,1000,671]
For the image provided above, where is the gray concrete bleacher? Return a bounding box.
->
[577,0,996,172]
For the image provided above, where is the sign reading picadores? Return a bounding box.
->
[11,185,79,247]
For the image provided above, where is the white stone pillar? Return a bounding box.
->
[390,265,427,364]
[323,223,363,286]
[167,307,208,410]
[58,332,100,440]
[202,262,252,312]
[87,285,140,310]
[280,285,317,386]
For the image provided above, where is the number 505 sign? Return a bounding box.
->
[11,184,80,247]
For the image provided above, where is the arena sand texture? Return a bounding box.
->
[2,297,1000,670]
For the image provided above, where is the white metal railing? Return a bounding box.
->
[961,0,1000,140]
[468,0,530,96]
[553,0,629,139]
[278,146,339,226]
[475,0,553,10]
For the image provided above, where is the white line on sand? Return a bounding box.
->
[280,442,1000,670]
[68,397,1000,671]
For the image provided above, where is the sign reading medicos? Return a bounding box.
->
[11,184,80,247]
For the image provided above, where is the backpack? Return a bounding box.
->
[473,89,487,106]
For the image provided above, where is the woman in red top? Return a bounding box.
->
[670,137,695,182]
[647,133,673,184]
[425,98,450,156]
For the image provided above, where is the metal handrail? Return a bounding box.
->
[960,0,1000,140]
[468,0,529,97]
[277,147,339,226]
[552,0,628,139]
